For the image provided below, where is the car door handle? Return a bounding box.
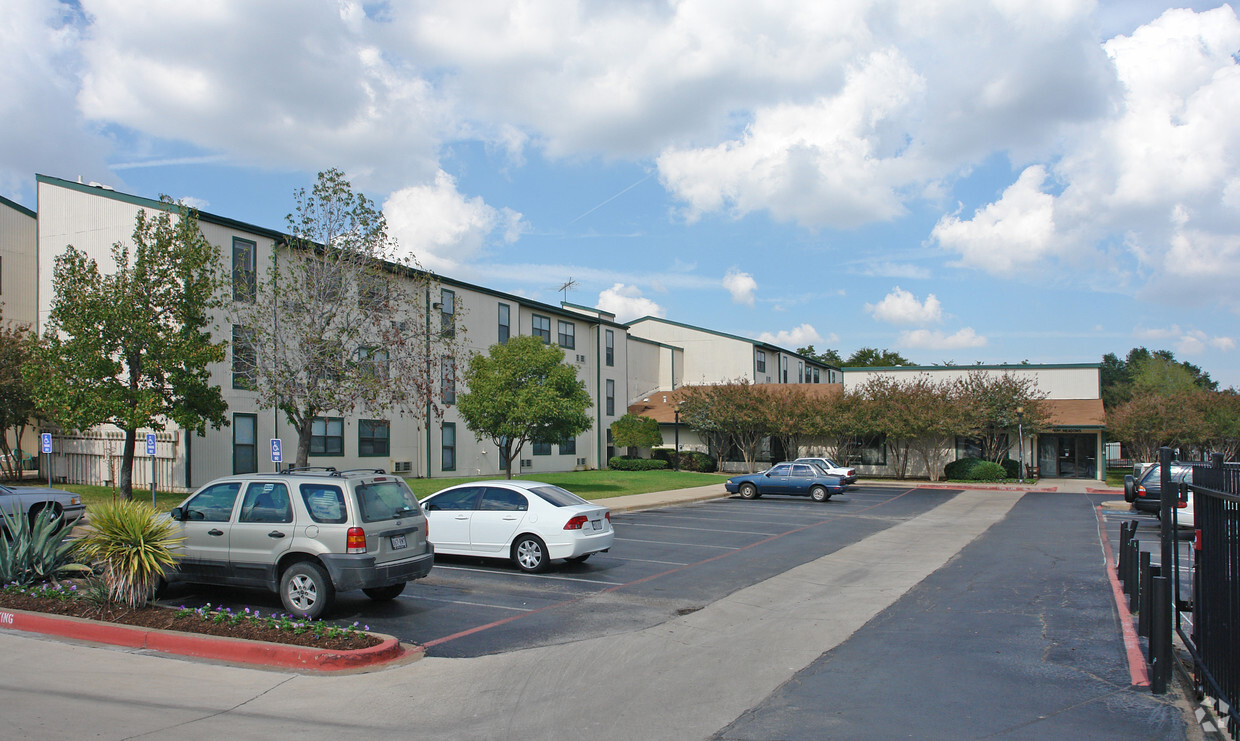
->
[503,516,518,521]
[267,531,286,539]
[454,515,470,520]
[208,529,224,536]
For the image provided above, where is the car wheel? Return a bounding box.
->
[739,483,760,500]
[810,485,830,502]
[280,562,335,619]
[1123,475,1136,503]
[566,554,591,565]
[513,535,549,573]
[363,583,406,602]
[27,503,61,528]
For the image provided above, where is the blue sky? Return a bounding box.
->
[4,1,1239,385]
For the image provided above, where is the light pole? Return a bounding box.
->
[673,404,681,471]
[1016,405,1025,483]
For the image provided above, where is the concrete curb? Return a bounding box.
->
[0,606,416,672]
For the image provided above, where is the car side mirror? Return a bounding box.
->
[170,507,184,521]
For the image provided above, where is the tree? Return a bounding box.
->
[898,375,968,482]
[677,385,731,472]
[1100,347,1216,409]
[677,381,772,473]
[806,387,863,464]
[765,385,818,462]
[845,347,913,367]
[27,201,228,499]
[956,371,1050,463]
[796,345,843,366]
[1197,390,1240,461]
[610,413,663,455]
[230,169,466,468]
[1106,389,1208,463]
[0,315,37,480]
[456,335,593,478]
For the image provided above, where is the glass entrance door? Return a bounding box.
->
[1038,434,1097,478]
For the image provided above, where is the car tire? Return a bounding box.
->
[566,554,591,565]
[513,534,549,573]
[810,485,830,502]
[27,503,61,528]
[1123,475,1136,503]
[280,561,335,619]
[739,483,760,500]
[363,583,406,602]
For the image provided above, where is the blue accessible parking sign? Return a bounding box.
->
[41,433,52,454]
[271,439,283,463]
[146,433,157,456]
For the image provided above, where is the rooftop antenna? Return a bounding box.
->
[557,277,579,303]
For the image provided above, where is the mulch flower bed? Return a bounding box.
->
[0,585,381,651]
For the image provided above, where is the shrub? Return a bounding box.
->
[650,449,716,472]
[945,457,1007,481]
[0,506,88,585]
[999,458,1022,479]
[608,457,668,471]
[944,457,983,480]
[969,461,1007,481]
[76,500,184,609]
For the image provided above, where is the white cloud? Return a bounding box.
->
[897,327,987,350]
[866,286,942,325]
[723,268,757,307]
[932,165,1063,275]
[178,196,209,210]
[1135,325,1237,356]
[383,170,524,271]
[858,261,932,280]
[756,323,827,347]
[597,283,664,322]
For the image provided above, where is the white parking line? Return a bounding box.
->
[603,556,690,566]
[621,522,778,536]
[432,564,624,586]
[402,594,534,612]
[613,537,740,550]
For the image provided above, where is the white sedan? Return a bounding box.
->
[420,480,614,572]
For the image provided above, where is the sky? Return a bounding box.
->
[4,0,1240,386]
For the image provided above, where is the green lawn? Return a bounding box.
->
[8,469,727,514]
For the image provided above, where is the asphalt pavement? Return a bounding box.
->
[0,477,1202,740]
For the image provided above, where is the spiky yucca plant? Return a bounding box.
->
[0,506,89,585]
[76,501,183,609]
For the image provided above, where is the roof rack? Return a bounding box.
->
[278,466,338,475]
[333,468,389,476]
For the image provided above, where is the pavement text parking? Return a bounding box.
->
[159,484,957,658]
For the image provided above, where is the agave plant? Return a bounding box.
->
[76,501,184,609]
[0,506,89,586]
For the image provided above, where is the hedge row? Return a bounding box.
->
[608,457,668,471]
[944,457,1014,481]
[650,449,717,472]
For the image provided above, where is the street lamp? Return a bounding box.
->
[673,403,681,471]
[1015,405,1025,483]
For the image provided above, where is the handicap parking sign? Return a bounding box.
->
[271,439,283,463]
[146,433,157,456]
[41,433,52,454]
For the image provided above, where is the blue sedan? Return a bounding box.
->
[724,462,844,502]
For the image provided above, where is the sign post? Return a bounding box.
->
[146,433,157,507]
[40,433,52,488]
[271,439,283,472]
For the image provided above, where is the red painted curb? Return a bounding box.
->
[0,607,418,671]
[1094,505,1150,687]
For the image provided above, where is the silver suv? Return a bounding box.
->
[166,467,433,619]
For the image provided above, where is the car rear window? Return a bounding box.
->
[300,484,347,524]
[355,480,421,522]
[528,485,589,507]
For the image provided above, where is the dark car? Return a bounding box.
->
[725,462,844,502]
[1130,464,1193,515]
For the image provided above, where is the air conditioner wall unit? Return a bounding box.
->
[392,460,412,473]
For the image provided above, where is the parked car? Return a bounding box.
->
[1123,462,1159,502]
[793,457,857,485]
[420,480,613,573]
[164,467,433,619]
[725,462,845,502]
[1130,464,1193,516]
[0,483,86,527]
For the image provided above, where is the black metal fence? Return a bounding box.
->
[1177,452,1240,737]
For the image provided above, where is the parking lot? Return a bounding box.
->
[159,483,955,657]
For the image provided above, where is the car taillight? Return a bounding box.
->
[346,527,367,554]
[1136,485,1147,497]
[1177,500,1187,509]
[564,515,588,530]
[605,512,611,522]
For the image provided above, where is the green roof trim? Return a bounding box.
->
[627,315,840,370]
[0,193,37,219]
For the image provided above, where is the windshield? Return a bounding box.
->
[356,479,422,522]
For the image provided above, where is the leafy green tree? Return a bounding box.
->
[854,373,963,479]
[230,169,466,467]
[796,345,843,366]
[677,385,730,472]
[1197,390,1240,461]
[27,201,228,499]
[806,387,863,464]
[1106,389,1208,463]
[957,371,1049,463]
[1100,347,1216,409]
[844,347,913,367]
[0,315,37,480]
[610,413,663,455]
[765,385,818,462]
[456,335,593,478]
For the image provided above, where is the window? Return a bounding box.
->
[606,379,615,416]
[560,437,576,455]
[233,414,257,474]
[532,441,552,456]
[442,423,456,471]
[184,481,242,522]
[232,238,256,302]
[440,289,455,338]
[356,346,389,381]
[781,356,789,383]
[299,484,348,524]
[557,320,575,349]
[956,435,1007,461]
[426,486,480,511]
[498,303,510,344]
[239,482,292,524]
[359,420,390,457]
[798,361,804,383]
[231,325,256,390]
[355,480,419,523]
[310,417,344,456]
[358,275,388,311]
[479,487,528,512]
[756,350,766,373]
[605,329,614,366]
[305,256,342,303]
[441,356,456,404]
[532,314,551,343]
[846,434,887,466]
[813,368,821,383]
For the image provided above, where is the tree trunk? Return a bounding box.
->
[119,427,136,500]
[501,440,515,479]
[295,417,314,468]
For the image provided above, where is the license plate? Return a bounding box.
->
[592,520,602,530]
[391,534,407,550]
